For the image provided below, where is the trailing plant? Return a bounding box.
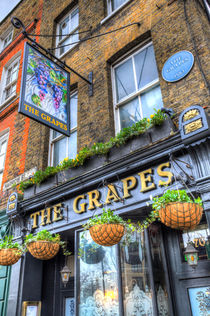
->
[83,208,157,245]
[152,189,203,212]
[18,110,168,192]
[0,236,24,255]
[25,230,71,256]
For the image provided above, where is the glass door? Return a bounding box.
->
[75,224,172,316]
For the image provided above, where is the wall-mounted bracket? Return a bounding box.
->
[11,17,93,88]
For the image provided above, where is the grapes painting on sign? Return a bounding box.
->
[19,43,70,136]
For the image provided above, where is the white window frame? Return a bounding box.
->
[112,42,161,133]
[49,91,78,166]
[56,6,79,58]
[0,27,13,53]
[0,132,9,190]
[106,0,130,15]
[0,53,21,107]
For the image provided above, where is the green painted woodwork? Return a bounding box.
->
[0,266,7,278]
[0,211,11,316]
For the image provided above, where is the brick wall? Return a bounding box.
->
[0,0,209,209]
[0,0,45,210]
[40,0,209,151]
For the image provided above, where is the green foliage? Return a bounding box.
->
[83,208,157,245]
[152,189,203,211]
[0,236,24,254]
[24,230,71,256]
[18,110,168,192]
[149,109,167,126]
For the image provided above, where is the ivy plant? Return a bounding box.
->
[83,208,157,245]
[25,229,71,256]
[0,235,24,255]
[18,109,169,192]
[152,189,203,211]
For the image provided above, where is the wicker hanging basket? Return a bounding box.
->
[27,241,60,260]
[159,202,203,230]
[89,223,125,246]
[0,248,22,266]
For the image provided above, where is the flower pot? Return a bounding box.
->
[27,241,60,260]
[81,243,105,264]
[0,248,22,266]
[89,224,125,246]
[159,202,203,230]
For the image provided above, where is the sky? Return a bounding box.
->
[0,0,21,22]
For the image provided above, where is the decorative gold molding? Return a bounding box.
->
[184,119,203,134]
[22,301,41,316]
[183,109,199,122]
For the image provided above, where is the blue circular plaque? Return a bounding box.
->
[162,51,194,82]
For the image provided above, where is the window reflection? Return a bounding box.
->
[149,224,170,316]
[78,231,120,315]
[179,223,210,261]
[120,231,153,316]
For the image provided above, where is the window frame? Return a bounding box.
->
[49,91,78,166]
[112,42,161,133]
[106,0,131,16]
[0,54,21,107]
[0,132,9,190]
[0,28,13,53]
[56,6,79,58]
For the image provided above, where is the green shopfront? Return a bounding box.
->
[6,106,210,316]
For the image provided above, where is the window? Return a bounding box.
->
[0,28,13,52]
[0,133,9,189]
[56,7,79,57]
[50,92,77,166]
[107,0,129,15]
[1,56,20,104]
[112,43,163,132]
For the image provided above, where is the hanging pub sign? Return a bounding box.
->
[162,51,194,82]
[19,42,70,136]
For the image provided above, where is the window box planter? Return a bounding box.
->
[108,132,151,163]
[58,155,107,184]
[35,175,58,194]
[23,184,36,199]
[149,118,176,143]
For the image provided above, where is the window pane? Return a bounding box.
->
[0,140,7,154]
[119,97,141,129]
[0,173,2,188]
[140,85,163,118]
[179,222,210,261]
[71,8,79,31]
[53,137,67,165]
[70,93,77,129]
[149,224,170,316]
[0,154,5,169]
[135,45,159,90]
[78,231,120,315]
[59,32,78,56]
[68,131,77,159]
[115,58,135,102]
[59,17,69,40]
[6,67,12,85]
[120,231,154,316]
[111,0,127,11]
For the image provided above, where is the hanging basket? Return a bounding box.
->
[159,202,203,230]
[81,243,105,264]
[89,223,125,246]
[0,248,22,266]
[27,241,60,260]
